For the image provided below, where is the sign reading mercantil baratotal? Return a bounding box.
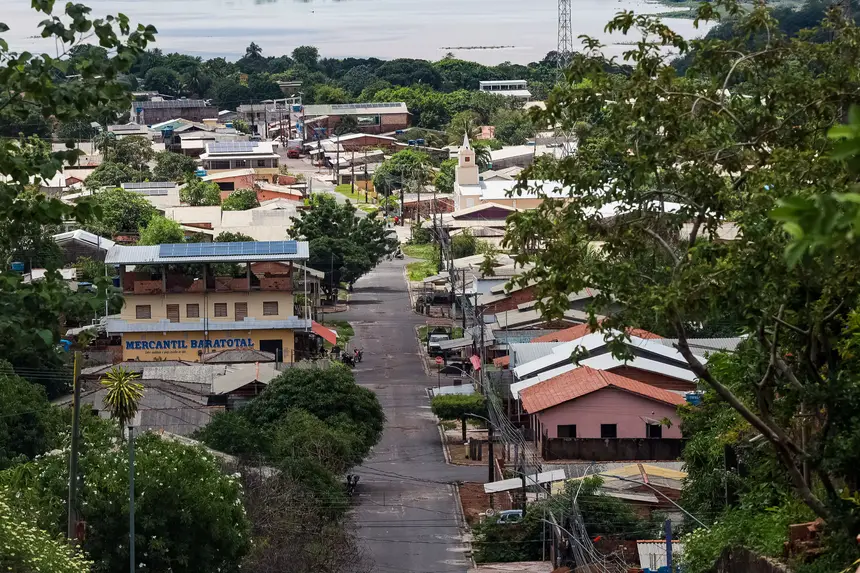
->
[125,338,255,350]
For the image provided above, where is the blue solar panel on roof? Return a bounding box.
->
[158,241,298,258]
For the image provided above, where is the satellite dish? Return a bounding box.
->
[485,508,495,517]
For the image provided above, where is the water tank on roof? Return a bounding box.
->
[408,140,416,146]
[10,262,24,273]
[292,105,303,113]
[416,138,425,145]
[195,168,207,177]
[395,130,405,135]
[225,122,233,128]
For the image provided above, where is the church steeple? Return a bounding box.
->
[456,134,478,186]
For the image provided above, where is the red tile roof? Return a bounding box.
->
[493,355,510,368]
[530,324,661,343]
[519,366,686,413]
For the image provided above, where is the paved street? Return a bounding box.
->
[339,258,484,573]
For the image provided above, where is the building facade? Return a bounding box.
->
[131,99,219,125]
[302,102,410,136]
[199,142,280,179]
[105,241,311,362]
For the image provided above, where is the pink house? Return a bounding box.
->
[519,366,686,443]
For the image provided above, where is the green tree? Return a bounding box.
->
[84,162,151,189]
[292,46,320,69]
[138,215,184,245]
[490,108,533,146]
[99,366,144,434]
[56,118,98,141]
[1,422,250,573]
[221,188,260,211]
[0,367,60,469]
[472,141,493,170]
[0,487,92,573]
[501,0,860,544]
[451,229,478,259]
[74,256,109,283]
[84,187,158,236]
[111,135,155,170]
[446,110,482,144]
[372,149,431,195]
[215,231,255,242]
[430,394,486,442]
[180,176,222,206]
[153,151,196,181]
[232,118,250,134]
[289,194,397,295]
[144,66,183,96]
[313,84,349,104]
[434,158,457,194]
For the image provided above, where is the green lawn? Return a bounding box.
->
[334,184,374,204]
[407,260,437,282]
[402,243,436,260]
[326,320,354,344]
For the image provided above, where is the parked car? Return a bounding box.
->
[287,148,301,159]
[497,510,523,524]
[427,333,450,357]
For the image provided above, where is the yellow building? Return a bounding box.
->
[105,241,311,362]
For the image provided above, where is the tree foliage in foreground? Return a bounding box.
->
[1,419,250,573]
[0,1,154,392]
[502,0,860,565]
[83,186,158,236]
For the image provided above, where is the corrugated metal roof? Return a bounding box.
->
[656,337,744,352]
[508,342,561,367]
[303,102,408,116]
[105,241,309,264]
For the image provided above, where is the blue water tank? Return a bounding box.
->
[10,262,24,273]
[225,122,233,128]
[292,105,303,113]
[408,140,416,146]
[195,168,207,177]
[395,130,405,135]
[685,391,703,406]
[416,138,425,145]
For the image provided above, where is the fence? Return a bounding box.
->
[542,438,686,461]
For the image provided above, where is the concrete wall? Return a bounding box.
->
[122,328,295,362]
[121,291,295,323]
[211,173,256,193]
[541,437,686,461]
[535,387,683,439]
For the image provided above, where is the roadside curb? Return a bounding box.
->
[415,325,432,378]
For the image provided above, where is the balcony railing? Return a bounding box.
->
[124,275,292,295]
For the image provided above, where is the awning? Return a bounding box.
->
[438,337,474,351]
[311,321,338,345]
[484,470,567,494]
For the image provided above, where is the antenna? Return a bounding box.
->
[557,0,574,157]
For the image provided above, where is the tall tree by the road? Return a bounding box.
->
[0,0,154,394]
[372,149,432,195]
[501,0,860,543]
[289,194,397,298]
[430,394,487,443]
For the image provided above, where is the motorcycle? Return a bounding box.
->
[346,474,360,497]
[341,353,355,367]
[394,249,404,260]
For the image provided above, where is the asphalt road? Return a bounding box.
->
[339,258,484,573]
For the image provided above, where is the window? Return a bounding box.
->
[135,305,151,319]
[186,304,200,318]
[600,424,617,439]
[646,423,663,439]
[263,301,278,316]
[214,303,228,317]
[557,424,577,438]
[256,159,266,167]
[235,302,248,321]
[211,160,230,170]
[166,304,180,323]
[464,156,470,163]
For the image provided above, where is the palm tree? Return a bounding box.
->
[245,42,263,59]
[100,366,144,436]
[473,144,492,170]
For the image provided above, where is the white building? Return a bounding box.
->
[479,80,532,100]
[452,136,568,210]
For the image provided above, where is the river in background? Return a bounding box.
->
[3,0,712,65]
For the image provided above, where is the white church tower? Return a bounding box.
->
[455,134,479,186]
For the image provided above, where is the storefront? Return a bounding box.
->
[121,329,296,362]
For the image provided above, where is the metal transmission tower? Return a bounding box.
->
[557,0,574,156]
[557,0,573,72]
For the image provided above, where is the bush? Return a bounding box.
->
[222,188,260,211]
[452,229,478,259]
[430,394,487,442]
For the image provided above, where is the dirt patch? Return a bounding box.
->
[444,427,490,466]
[459,482,494,526]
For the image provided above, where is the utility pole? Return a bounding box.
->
[487,422,494,482]
[351,149,356,196]
[335,136,340,186]
[461,269,467,331]
[665,519,673,572]
[129,423,136,573]
[520,448,527,515]
[67,351,83,540]
[363,147,369,203]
